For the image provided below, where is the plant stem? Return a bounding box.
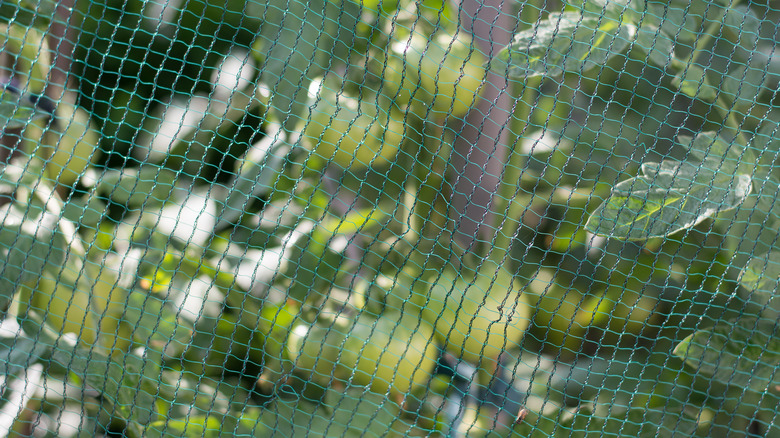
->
[488,78,539,266]
[686,6,750,148]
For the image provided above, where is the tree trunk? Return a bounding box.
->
[451,0,517,248]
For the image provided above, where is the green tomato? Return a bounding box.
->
[587,282,661,346]
[287,311,438,398]
[345,312,438,397]
[531,282,589,359]
[287,313,349,384]
[372,49,420,109]
[393,29,486,117]
[303,94,405,170]
[421,263,530,366]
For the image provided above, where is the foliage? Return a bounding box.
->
[0,0,778,436]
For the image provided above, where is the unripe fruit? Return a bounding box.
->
[287,311,438,397]
[393,29,486,117]
[303,94,405,170]
[531,283,590,358]
[421,263,530,366]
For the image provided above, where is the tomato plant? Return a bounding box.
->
[1,0,778,436]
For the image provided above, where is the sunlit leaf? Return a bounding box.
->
[723,5,760,50]
[492,10,636,79]
[560,405,702,437]
[632,24,676,68]
[680,131,749,169]
[738,252,780,319]
[739,254,780,294]
[672,64,717,102]
[123,287,193,353]
[49,347,158,424]
[723,65,766,110]
[586,133,752,240]
[0,170,70,310]
[260,387,427,436]
[0,80,53,130]
[96,165,179,209]
[216,131,294,230]
[148,415,224,438]
[647,0,728,45]
[0,334,49,376]
[754,119,780,159]
[674,317,780,393]
[254,0,363,130]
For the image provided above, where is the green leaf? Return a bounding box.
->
[632,24,676,68]
[216,132,294,229]
[754,119,780,159]
[647,0,728,45]
[49,346,160,426]
[123,287,193,353]
[0,171,70,309]
[722,5,760,50]
[672,64,718,102]
[680,131,747,167]
[61,194,108,228]
[260,387,425,436]
[723,64,765,111]
[559,405,701,437]
[586,133,752,240]
[738,252,780,319]
[282,209,387,303]
[491,10,636,79]
[674,317,780,393]
[96,165,179,208]
[0,335,50,376]
[254,0,362,131]
[148,416,225,438]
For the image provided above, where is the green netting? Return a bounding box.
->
[0,0,778,436]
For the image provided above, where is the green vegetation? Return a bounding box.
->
[0,0,778,436]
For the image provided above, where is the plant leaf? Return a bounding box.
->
[0,170,70,309]
[216,131,293,230]
[632,24,676,68]
[254,0,362,131]
[647,0,728,45]
[738,252,780,318]
[723,64,765,111]
[674,317,780,393]
[0,334,50,376]
[491,10,636,79]
[722,5,760,50]
[282,209,387,303]
[586,133,752,240]
[560,405,701,437]
[672,64,718,102]
[123,286,193,354]
[96,165,179,209]
[0,81,53,130]
[680,131,749,169]
[50,347,159,425]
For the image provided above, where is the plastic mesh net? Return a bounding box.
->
[0,0,779,436]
